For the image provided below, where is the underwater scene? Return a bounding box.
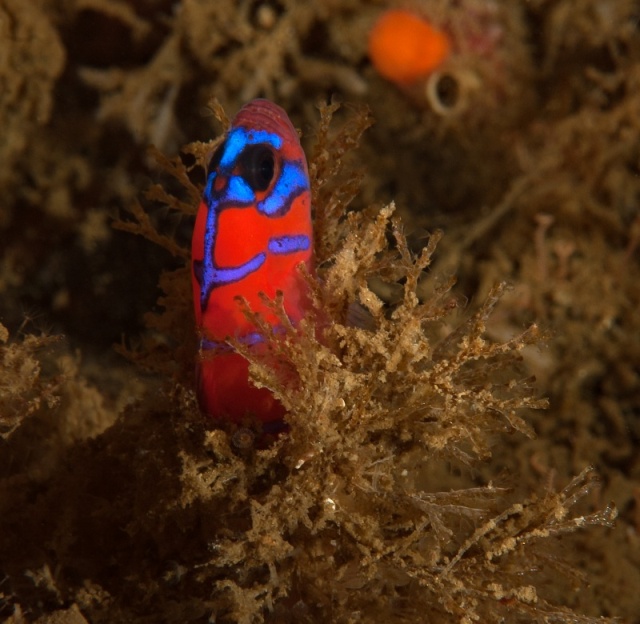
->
[0,0,639,622]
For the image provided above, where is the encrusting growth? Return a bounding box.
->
[368,9,451,86]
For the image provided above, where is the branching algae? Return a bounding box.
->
[101,102,617,623]
[0,100,620,624]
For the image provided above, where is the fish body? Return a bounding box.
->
[191,99,313,424]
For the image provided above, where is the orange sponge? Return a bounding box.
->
[368,9,451,86]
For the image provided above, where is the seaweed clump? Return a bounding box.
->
[31,102,612,624]
[0,324,61,440]
[0,0,634,620]
[0,0,65,193]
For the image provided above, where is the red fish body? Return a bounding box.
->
[191,100,313,425]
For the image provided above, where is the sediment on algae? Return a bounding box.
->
[0,101,619,624]
[1,0,639,622]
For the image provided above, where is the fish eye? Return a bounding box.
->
[238,144,276,192]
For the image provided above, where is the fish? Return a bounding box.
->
[191,99,313,426]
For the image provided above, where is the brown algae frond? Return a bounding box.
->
[121,103,614,622]
[42,102,618,624]
[0,1,635,620]
[0,323,61,439]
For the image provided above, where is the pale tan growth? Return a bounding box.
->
[0,1,635,621]
[110,101,229,377]
[80,34,185,152]
[75,102,620,624]
[0,0,65,189]
[0,323,61,439]
[181,104,616,623]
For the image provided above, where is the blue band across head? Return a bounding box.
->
[257,161,308,216]
[220,127,283,169]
